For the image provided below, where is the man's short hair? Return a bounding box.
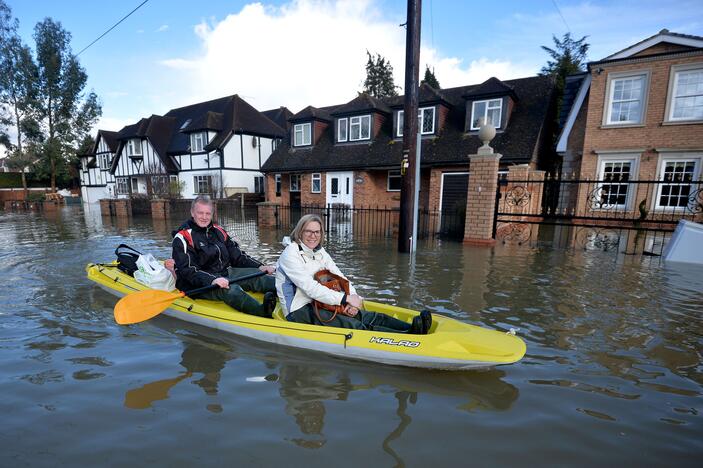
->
[191,195,213,211]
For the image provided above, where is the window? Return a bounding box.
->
[290,174,301,192]
[194,175,212,194]
[311,173,321,193]
[387,170,402,191]
[471,99,502,130]
[337,118,348,142]
[293,123,311,146]
[126,139,142,157]
[594,156,638,209]
[116,177,129,194]
[275,174,281,196]
[655,156,701,211]
[349,115,371,141]
[668,66,703,121]
[98,154,111,169]
[131,177,139,193]
[605,73,648,125]
[190,132,205,152]
[254,176,264,194]
[397,107,436,137]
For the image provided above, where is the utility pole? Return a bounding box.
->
[398,0,422,253]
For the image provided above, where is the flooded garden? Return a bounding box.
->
[0,205,701,466]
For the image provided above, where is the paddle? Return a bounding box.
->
[114,270,267,325]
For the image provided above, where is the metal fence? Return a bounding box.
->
[267,204,465,240]
[497,177,703,229]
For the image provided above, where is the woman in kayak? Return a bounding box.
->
[275,214,431,333]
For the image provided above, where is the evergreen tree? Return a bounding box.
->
[421,65,440,89]
[540,32,589,100]
[32,18,101,192]
[362,51,398,98]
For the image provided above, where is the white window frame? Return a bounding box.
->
[311,173,321,193]
[349,115,371,141]
[470,99,503,130]
[290,174,301,192]
[190,132,205,152]
[126,139,142,157]
[275,174,281,196]
[293,123,311,147]
[666,63,703,123]
[193,175,211,194]
[387,170,402,191]
[116,177,129,194]
[337,118,348,142]
[653,154,702,211]
[603,71,649,126]
[397,107,436,137]
[98,154,110,169]
[130,177,139,193]
[593,153,640,210]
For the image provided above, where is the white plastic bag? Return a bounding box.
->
[133,254,176,291]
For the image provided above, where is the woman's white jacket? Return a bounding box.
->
[275,241,357,315]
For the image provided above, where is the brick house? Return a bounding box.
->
[557,30,703,218]
[261,75,557,219]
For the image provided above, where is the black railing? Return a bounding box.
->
[497,178,703,229]
[267,204,465,240]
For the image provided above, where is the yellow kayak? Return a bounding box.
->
[86,262,526,370]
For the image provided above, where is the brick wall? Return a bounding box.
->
[373,113,386,138]
[436,104,450,133]
[300,172,326,206]
[313,120,329,145]
[578,53,703,216]
[463,153,500,244]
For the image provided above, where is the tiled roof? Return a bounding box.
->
[113,115,178,172]
[262,107,294,131]
[330,93,392,116]
[181,111,224,132]
[559,72,588,129]
[462,77,517,100]
[93,130,119,153]
[387,83,452,108]
[604,28,703,60]
[289,105,332,123]
[262,75,556,173]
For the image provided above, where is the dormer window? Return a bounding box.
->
[349,115,371,141]
[471,99,502,130]
[337,118,348,142]
[126,139,142,157]
[397,107,435,137]
[190,132,205,152]
[294,123,311,146]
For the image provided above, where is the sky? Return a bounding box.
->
[2,0,703,153]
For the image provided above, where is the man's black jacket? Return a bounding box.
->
[172,218,262,291]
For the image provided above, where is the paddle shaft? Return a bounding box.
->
[182,270,268,297]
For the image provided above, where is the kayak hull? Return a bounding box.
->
[87,262,526,370]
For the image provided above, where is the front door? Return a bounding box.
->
[326,171,354,206]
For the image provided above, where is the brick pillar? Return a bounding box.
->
[99,199,113,217]
[257,202,280,228]
[463,149,502,245]
[114,199,132,217]
[151,199,171,219]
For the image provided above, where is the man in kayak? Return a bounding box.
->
[276,214,431,333]
[172,195,277,318]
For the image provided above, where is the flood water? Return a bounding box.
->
[1,205,701,467]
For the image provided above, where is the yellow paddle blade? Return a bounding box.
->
[114,289,185,325]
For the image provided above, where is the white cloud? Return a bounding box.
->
[97,116,135,132]
[156,24,169,33]
[159,0,536,112]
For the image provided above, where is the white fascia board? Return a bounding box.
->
[556,74,592,154]
[606,34,703,60]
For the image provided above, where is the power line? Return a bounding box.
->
[76,0,150,57]
[551,0,571,33]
